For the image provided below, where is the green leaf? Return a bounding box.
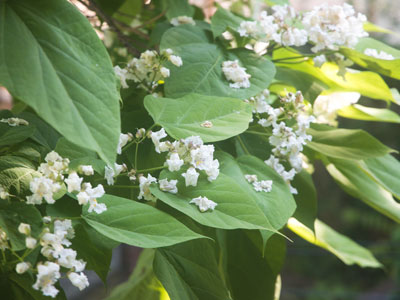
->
[0,156,40,195]
[288,218,382,268]
[0,0,121,165]
[218,153,296,232]
[341,37,400,80]
[153,239,231,300]
[72,221,116,284]
[0,111,35,147]
[151,170,278,232]
[160,25,276,99]
[210,7,245,38]
[144,93,253,142]
[291,171,317,232]
[219,231,285,300]
[55,137,106,175]
[82,194,205,248]
[362,154,400,200]
[106,249,168,300]
[338,104,400,123]
[19,112,60,150]
[325,157,400,223]
[306,124,393,160]
[363,22,395,34]
[0,201,42,251]
[161,0,195,20]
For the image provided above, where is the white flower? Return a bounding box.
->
[26,237,37,249]
[0,117,29,126]
[0,186,9,200]
[68,272,89,291]
[159,179,178,194]
[79,165,94,176]
[43,216,52,224]
[245,174,258,183]
[57,248,78,269]
[33,262,61,298]
[166,153,184,171]
[182,167,199,187]
[205,159,219,182]
[18,223,31,235]
[237,21,259,37]
[313,54,327,67]
[104,163,127,185]
[54,219,75,245]
[26,177,61,205]
[160,67,170,78]
[364,48,395,60]
[169,55,183,67]
[151,128,167,153]
[16,262,30,274]
[138,174,157,201]
[222,60,251,89]
[190,196,217,212]
[65,172,83,193]
[253,180,273,192]
[117,133,133,154]
[170,16,196,26]
[313,92,360,126]
[114,65,129,88]
[87,185,106,214]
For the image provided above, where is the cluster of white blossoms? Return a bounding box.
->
[114,49,183,90]
[222,60,251,89]
[256,91,315,194]
[237,4,367,53]
[0,117,29,126]
[313,92,360,126]
[139,129,219,212]
[170,16,196,26]
[16,219,89,297]
[27,151,106,214]
[245,174,273,193]
[364,48,395,60]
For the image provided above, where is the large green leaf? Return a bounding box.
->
[153,239,231,300]
[0,201,42,251]
[210,7,245,38]
[325,157,400,223]
[82,194,205,248]
[338,104,400,123]
[161,0,195,20]
[151,170,278,232]
[362,154,400,200]
[0,0,120,165]
[0,156,40,195]
[288,218,382,268]
[291,171,317,232]
[160,25,276,99]
[307,124,393,160]
[144,94,253,142]
[217,153,296,232]
[219,231,285,300]
[341,37,400,80]
[106,249,168,300]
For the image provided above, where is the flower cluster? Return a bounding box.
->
[114,49,183,90]
[26,151,106,214]
[170,16,196,26]
[222,60,251,89]
[237,4,367,53]
[364,48,395,60]
[16,219,89,297]
[237,5,307,48]
[245,174,273,192]
[0,117,29,126]
[256,91,315,194]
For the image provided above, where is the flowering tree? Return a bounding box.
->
[0,0,399,298]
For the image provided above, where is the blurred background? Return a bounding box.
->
[2,0,399,299]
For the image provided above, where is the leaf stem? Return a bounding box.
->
[136,165,166,173]
[236,135,250,155]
